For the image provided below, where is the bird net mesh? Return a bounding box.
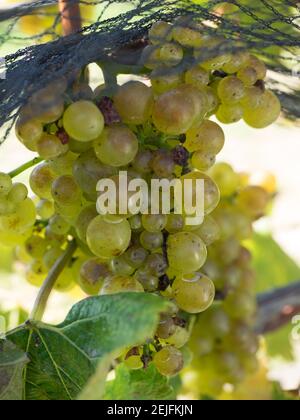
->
[0,0,299,141]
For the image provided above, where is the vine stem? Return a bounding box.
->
[8,157,43,179]
[30,240,77,322]
[59,0,82,36]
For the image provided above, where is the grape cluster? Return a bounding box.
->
[7,17,281,378]
[186,163,271,396]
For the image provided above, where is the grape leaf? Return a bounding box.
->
[0,340,28,400]
[247,233,300,360]
[6,293,170,400]
[103,363,175,400]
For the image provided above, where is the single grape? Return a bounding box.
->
[156,314,176,339]
[192,151,216,172]
[149,21,172,44]
[0,197,16,216]
[140,231,164,252]
[36,100,64,124]
[69,138,93,153]
[15,117,43,151]
[159,42,184,67]
[54,267,75,292]
[216,103,244,124]
[167,232,207,273]
[7,183,28,204]
[75,204,98,243]
[224,291,256,320]
[145,253,168,277]
[194,216,220,246]
[30,162,57,200]
[51,175,81,207]
[78,258,111,295]
[113,81,153,125]
[132,149,153,174]
[43,247,63,270]
[48,214,71,235]
[110,255,135,276]
[134,267,159,292]
[142,214,167,233]
[153,346,184,376]
[101,275,144,295]
[241,86,264,109]
[237,67,258,87]
[222,52,250,74]
[63,100,105,142]
[0,198,36,234]
[172,272,215,313]
[246,55,267,80]
[129,214,143,232]
[94,125,138,167]
[151,68,183,94]
[124,355,143,370]
[185,66,210,89]
[185,120,225,154]
[172,25,203,48]
[48,151,77,176]
[151,150,175,178]
[0,173,12,195]
[236,186,269,219]
[217,76,245,104]
[209,162,240,197]
[140,45,161,69]
[243,90,281,129]
[26,259,47,287]
[165,214,185,234]
[36,134,68,159]
[87,216,131,259]
[166,326,190,349]
[25,235,48,259]
[124,245,148,269]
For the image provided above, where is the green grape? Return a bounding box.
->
[48,151,78,176]
[222,51,250,74]
[0,173,12,195]
[51,175,81,207]
[69,138,93,154]
[149,20,172,44]
[94,125,138,167]
[142,214,167,233]
[203,305,231,339]
[87,216,131,259]
[35,100,64,124]
[63,100,105,142]
[36,134,68,159]
[78,258,111,295]
[194,216,220,246]
[243,90,281,129]
[172,272,215,313]
[151,150,175,178]
[15,117,43,151]
[75,204,98,243]
[132,149,153,174]
[224,290,257,319]
[54,267,75,292]
[227,324,259,355]
[124,355,143,370]
[156,314,176,339]
[241,86,264,109]
[101,275,144,295]
[110,255,135,276]
[55,199,86,225]
[185,66,210,89]
[209,163,240,197]
[48,214,70,235]
[179,172,220,216]
[172,25,203,48]
[140,45,161,69]
[213,237,241,265]
[185,120,225,154]
[129,214,143,232]
[26,259,47,287]
[179,84,209,125]
[7,183,28,204]
[203,86,220,114]
[44,226,65,248]
[246,55,267,80]
[166,326,190,349]
[192,151,216,171]
[43,247,63,270]
[153,346,184,377]
[0,198,36,234]
[140,231,163,252]
[237,67,258,87]
[25,235,48,259]
[30,162,57,200]
[0,228,32,247]
[150,68,183,94]
[233,211,253,240]
[165,214,184,234]
[159,42,184,67]
[216,103,243,124]
[0,197,15,216]
[134,267,159,292]
[124,245,148,269]
[71,83,94,102]
[236,186,269,219]
[167,232,207,274]
[197,40,231,71]
[217,76,245,104]
[113,81,153,125]
[145,253,167,277]
[73,149,116,201]
[152,87,199,135]
[36,199,54,220]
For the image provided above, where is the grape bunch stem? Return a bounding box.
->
[9,157,43,179]
[30,239,77,322]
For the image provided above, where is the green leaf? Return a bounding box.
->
[6,293,169,400]
[0,340,28,400]
[247,233,300,360]
[104,363,175,400]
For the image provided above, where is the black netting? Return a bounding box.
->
[0,0,299,141]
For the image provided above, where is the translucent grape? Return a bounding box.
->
[26,260,46,287]
[48,214,71,235]
[185,66,210,89]
[145,253,168,277]
[25,235,48,259]
[149,21,172,44]
[78,258,111,295]
[241,86,264,109]
[246,55,267,80]
[124,245,148,269]
[51,175,81,207]
[110,255,135,276]
[159,42,184,67]
[217,76,245,104]
[237,67,258,87]
[86,216,131,259]
[243,90,281,129]
[113,81,153,125]
[151,150,175,178]
[0,173,12,195]
[222,52,250,74]
[192,151,216,171]
[151,69,182,94]
[30,162,57,200]
[94,125,138,167]
[153,346,184,376]
[142,214,167,233]
[172,272,215,313]
[63,100,105,142]
[134,267,159,292]
[129,214,143,232]
[132,149,153,174]
[194,216,220,246]
[185,120,225,154]
[69,138,93,153]
[15,117,43,151]
[156,314,176,339]
[167,232,207,273]
[36,134,68,159]
[166,326,190,349]
[140,231,163,252]
[48,151,77,176]
[75,204,98,243]
[124,355,143,370]
[165,214,184,234]
[8,183,28,204]
[209,163,240,197]
[236,186,269,219]
[0,198,36,234]
[172,25,203,48]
